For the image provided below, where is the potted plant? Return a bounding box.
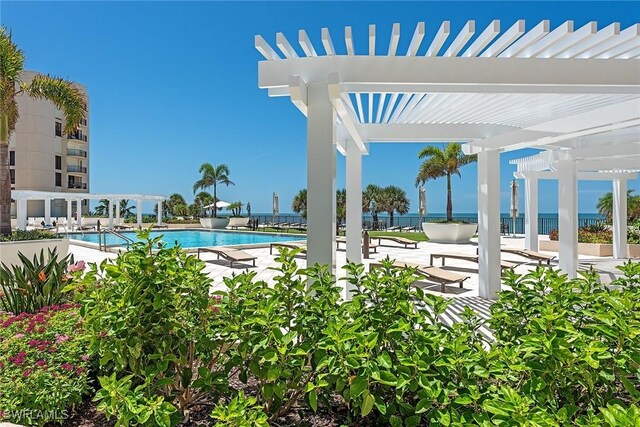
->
[415,143,477,243]
[227,202,249,228]
[0,230,69,267]
[193,163,234,229]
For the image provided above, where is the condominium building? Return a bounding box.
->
[10,70,90,217]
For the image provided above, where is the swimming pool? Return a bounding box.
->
[68,229,305,249]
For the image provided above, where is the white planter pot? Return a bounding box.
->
[200,217,230,229]
[227,217,249,228]
[0,238,70,268]
[422,222,477,244]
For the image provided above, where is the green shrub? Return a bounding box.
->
[0,249,82,314]
[81,230,229,425]
[211,391,269,427]
[0,304,91,426]
[0,230,59,242]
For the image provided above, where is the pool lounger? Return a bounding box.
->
[336,237,378,253]
[270,242,307,255]
[430,253,520,271]
[370,261,469,293]
[500,248,556,265]
[372,236,418,249]
[197,247,257,268]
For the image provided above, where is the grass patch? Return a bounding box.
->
[367,231,428,242]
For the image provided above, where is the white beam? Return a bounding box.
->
[276,32,299,59]
[481,20,525,57]
[519,20,573,58]
[44,198,51,226]
[346,139,362,265]
[524,178,539,251]
[406,22,425,56]
[369,25,376,56]
[558,160,578,277]
[426,21,450,56]
[462,20,499,57]
[328,74,368,154]
[515,171,638,180]
[499,20,550,57]
[388,23,400,56]
[115,199,121,224]
[444,20,475,57]
[298,29,317,57]
[137,199,143,228]
[612,179,628,259]
[477,149,502,300]
[345,26,355,55]
[359,122,513,142]
[258,57,640,94]
[67,199,73,230]
[307,83,337,274]
[157,201,163,225]
[255,35,280,60]
[537,21,596,58]
[591,24,640,59]
[108,199,113,227]
[288,75,308,116]
[559,22,620,59]
[321,28,335,55]
[17,199,27,230]
[577,155,640,171]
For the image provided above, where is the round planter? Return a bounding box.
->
[0,238,70,268]
[422,222,478,244]
[200,217,230,229]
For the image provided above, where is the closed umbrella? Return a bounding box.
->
[246,202,251,217]
[510,179,519,236]
[419,187,427,225]
[273,192,279,223]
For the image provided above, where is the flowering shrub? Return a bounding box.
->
[0,304,91,426]
[0,249,84,314]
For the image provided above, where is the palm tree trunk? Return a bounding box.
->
[446,173,453,222]
[0,114,11,235]
[213,184,217,218]
[389,211,394,227]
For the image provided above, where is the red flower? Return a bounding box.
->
[35,359,47,367]
[75,367,86,375]
[22,368,32,378]
[60,363,74,371]
[38,271,47,282]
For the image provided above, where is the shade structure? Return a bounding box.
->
[273,192,279,218]
[510,179,519,218]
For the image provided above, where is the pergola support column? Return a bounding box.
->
[115,200,121,225]
[306,83,337,273]
[44,198,51,225]
[16,199,27,230]
[66,199,73,229]
[108,200,114,227]
[344,139,362,300]
[524,178,539,251]
[77,200,83,228]
[477,149,501,300]
[558,160,578,277]
[137,199,143,228]
[157,201,163,225]
[612,179,628,259]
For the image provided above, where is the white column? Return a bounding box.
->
[44,198,51,225]
[477,149,501,300]
[137,199,143,228]
[306,83,336,273]
[108,199,114,227]
[612,179,628,259]
[115,199,121,225]
[157,201,163,225]
[524,178,539,252]
[77,200,83,228]
[345,139,362,265]
[558,160,578,277]
[16,199,27,230]
[66,199,72,229]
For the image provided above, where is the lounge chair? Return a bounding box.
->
[336,237,378,253]
[270,241,307,255]
[370,261,469,293]
[430,253,520,271]
[500,248,556,265]
[197,247,257,268]
[372,236,418,249]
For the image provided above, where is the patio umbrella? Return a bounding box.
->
[418,186,427,224]
[510,179,519,236]
[273,192,279,222]
[204,200,231,210]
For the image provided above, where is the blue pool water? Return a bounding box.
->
[69,230,305,249]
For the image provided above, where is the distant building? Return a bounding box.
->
[10,70,90,217]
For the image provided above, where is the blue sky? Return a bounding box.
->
[3,1,638,214]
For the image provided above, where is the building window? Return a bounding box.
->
[55,172,62,187]
[9,170,15,185]
[9,151,14,166]
[55,121,62,137]
[55,155,62,170]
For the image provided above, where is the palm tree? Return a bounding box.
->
[193,191,214,217]
[94,199,110,216]
[292,189,307,219]
[336,189,346,225]
[0,27,87,234]
[165,193,187,216]
[379,185,410,227]
[415,143,477,222]
[597,190,640,223]
[363,184,382,224]
[227,201,243,217]
[119,199,135,218]
[192,163,234,218]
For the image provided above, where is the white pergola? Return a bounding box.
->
[510,129,639,274]
[256,19,640,299]
[12,190,166,229]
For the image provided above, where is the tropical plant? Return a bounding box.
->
[378,185,409,227]
[210,391,269,427]
[363,184,382,224]
[415,143,477,222]
[336,189,346,225]
[0,27,87,235]
[118,199,134,218]
[93,199,110,217]
[172,203,189,217]
[0,249,82,314]
[597,189,640,223]
[291,188,347,222]
[165,193,187,216]
[227,201,243,217]
[192,163,234,218]
[0,229,59,242]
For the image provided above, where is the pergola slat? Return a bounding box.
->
[443,20,475,57]
[499,20,549,57]
[406,22,425,56]
[462,20,500,57]
[426,21,450,56]
[559,22,619,58]
[481,20,525,57]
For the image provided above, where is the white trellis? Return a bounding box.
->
[256,20,640,299]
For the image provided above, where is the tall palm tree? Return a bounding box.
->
[363,184,382,224]
[0,27,87,234]
[415,143,477,222]
[292,189,307,219]
[379,185,410,227]
[597,190,640,223]
[194,191,214,217]
[192,163,234,218]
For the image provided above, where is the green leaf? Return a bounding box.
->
[361,390,375,417]
[308,390,318,412]
[405,415,421,427]
[350,376,368,398]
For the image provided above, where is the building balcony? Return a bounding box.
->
[68,182,87,190]
[67,165,87,174]
[67,131,88,142]
[67,149,88,158]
